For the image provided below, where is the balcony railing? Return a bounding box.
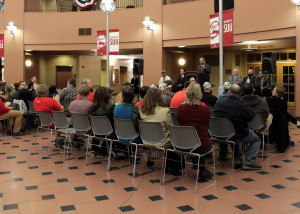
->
[0,0,4,12]
[163,0,199,4]
[25,0,143,12]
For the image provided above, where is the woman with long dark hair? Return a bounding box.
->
[89,87,115,156]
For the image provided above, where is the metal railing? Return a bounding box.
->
[0,0,4,12]
[25,0,143,12]
[163,0,200,4]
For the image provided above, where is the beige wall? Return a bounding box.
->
[163,0,296,44]
[3,0,24,83]
[78,55,101,87]
[39,55,78,88]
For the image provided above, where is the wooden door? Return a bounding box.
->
[56,66,73,90]
[119,66,127,91]
[276,62,296,106]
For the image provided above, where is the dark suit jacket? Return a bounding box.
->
[176,75,185,91]
[242,76,256,85]
[197,64,211,86]
[255,75,270,90]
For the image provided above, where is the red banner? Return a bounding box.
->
[97,29,119,56]
[209,9,234,49]
[0,34,4,57]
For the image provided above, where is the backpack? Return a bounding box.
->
[13,99,28,115]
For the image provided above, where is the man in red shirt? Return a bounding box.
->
[170,81,191,108]
[75,79,94,102]
[33,84,64,124]
[0,99,23,136]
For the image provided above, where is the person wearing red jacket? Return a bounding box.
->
[0,99,23,136]
[177,83,212,182]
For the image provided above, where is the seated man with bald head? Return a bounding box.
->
[214,84,261,170]
[76,79,94,102]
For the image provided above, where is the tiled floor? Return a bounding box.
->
[0,125,299,214]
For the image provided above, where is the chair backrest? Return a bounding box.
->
[208,117,235,139]
[170,112,179,126]
[37,111,53,127]
[13,99,28,115]
[71,113,91,132]
[206,104,214,110]
[90,116,113,136]
[28,101,36,114]
[248,112,264,131]
[52,111,69,129]
[139,121,166,145]
[170,108,177,114]
[114,118,139,140]
[170,108,179,126]
[169,124,201,150]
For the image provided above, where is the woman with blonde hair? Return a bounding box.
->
[177,83,213,182]
[140,88,173,166]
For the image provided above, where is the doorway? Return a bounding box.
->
[276,62,296,106]
[119,66,127,90]
[56,66,73,89]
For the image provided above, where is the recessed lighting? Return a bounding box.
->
[25,60,32,67]
[178,58,186,66]
[178,46,185,48]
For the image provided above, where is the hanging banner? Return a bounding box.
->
[97,29,119,56]
[0,34,3,57]
[209,9,234,49]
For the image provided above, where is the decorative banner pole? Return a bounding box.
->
[218,0,223,96]
[100,0,116,87]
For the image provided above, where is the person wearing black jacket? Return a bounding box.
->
[197,57,211,91]
[176,68,185,91]
[17,81,33,110]
[267,85,299,153]
[242,69,256,85]
[214,84,261,170]
[241,83,271,131]
[89,87,115,156]
[131,73,139,102]
[201,82,217,108]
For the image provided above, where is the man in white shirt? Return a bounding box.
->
[158,70,171,89]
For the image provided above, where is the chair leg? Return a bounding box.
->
[107,140,113,170]
[231,143,235,175]
[194,155,200,193]
[63,134,69,161]
[162,150,168,185]
[85,137,90,165]
[34,127,39,152]
[159,149,165,184]
[261,133,265,160]
[66,135,72,159]
[47,130,53,156]
[132,144,138,177]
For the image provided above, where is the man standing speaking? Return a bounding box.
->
[197,57,211,91]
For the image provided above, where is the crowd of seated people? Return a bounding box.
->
[0,68,299,184]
